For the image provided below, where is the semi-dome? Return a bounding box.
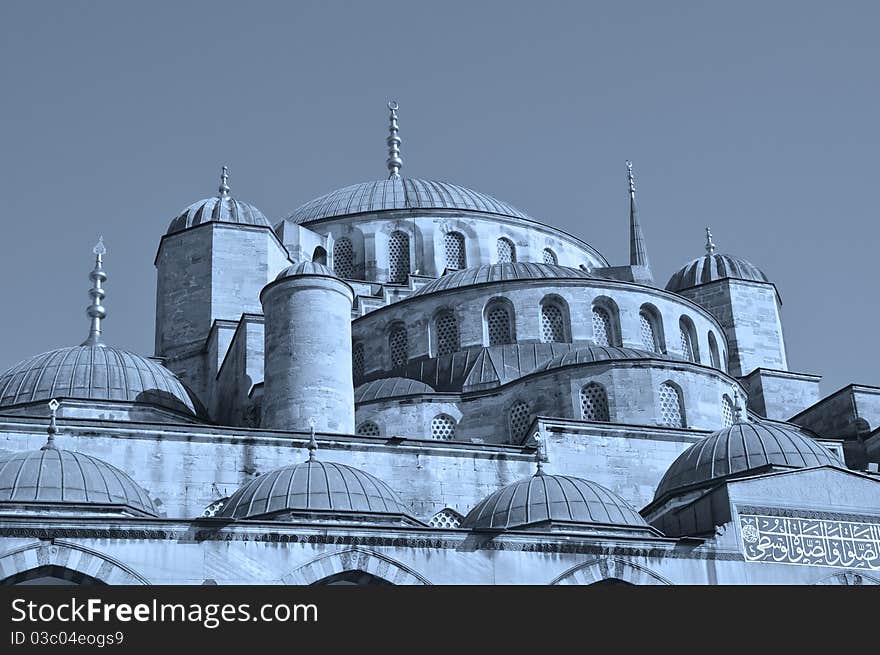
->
[0,446,157,516]
[218,456,414,521]
[412,263,596,297]
[532,345,680,373]
[167,168,271,234]
[0,344,205,418]
[654,420,842,501]
[462,472,652,532]
[275,261,338,280]
[355,377,435,403]
[286,177,533,225]
[666,229,769,293]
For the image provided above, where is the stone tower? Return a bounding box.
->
[260,262,355,433]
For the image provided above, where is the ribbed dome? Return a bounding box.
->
[0,345,204,418]
[654,421,842,500]
[0,447,156,516]
[666,253,769,293]
[167,195,272,234]
[532,345,679,373]
[287,178,533,224]
[355,377,435,403]
[412,263,595,297]
[218,460,413,520]
[462,473,650,531]
[275,261,338,280]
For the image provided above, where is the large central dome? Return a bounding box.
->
[286,177,533,225]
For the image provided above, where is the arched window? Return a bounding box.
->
[580,383,610,421]
[721,395,735,427]
[435,311,460,356]
[388,231,410,283]
[312,245,327,265]
[508,400,532,443]
[333,237,354,278]
[430,414,456,440]
[708,331,721,369]
[428,508,463,528]
[356,421,380,436]
[542,248,558,265]
[639,306,663,352]
[444,231,466,270]
[540,298,569,343]
[591,305,618,347]
[486,300,515,346]
[679,317,699,363]
[389,324,408,369]
[497,237,516,263]
[658,382,685,428]
[352,342,365,382]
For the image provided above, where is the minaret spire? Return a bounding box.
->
[626,161,651,270]
[82,237,107,346]
[218,165,230,197]
[705,226,716,255]
[386,100,402,179]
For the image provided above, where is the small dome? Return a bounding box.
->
[167,195,272,234]
[0,345,205,418]
[218,460,413,521]
[275,261,338,280]
[0,447,156,516]
[355,377,435,403]
[462,473,651,531]
[412,263,596,297]
[532,345,680,373]
[654,421,842,500]
[666,252,769,293]
[286,178,533,225]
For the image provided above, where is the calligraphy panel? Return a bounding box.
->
[739,514,880,570]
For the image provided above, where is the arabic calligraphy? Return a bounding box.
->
[739,514,880,570]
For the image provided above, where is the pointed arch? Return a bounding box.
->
[551,557,672,586]
[281,547,432,585]
[0,541,149,586]
[311,245,327,265]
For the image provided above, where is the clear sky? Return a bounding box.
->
[0,1,876,396]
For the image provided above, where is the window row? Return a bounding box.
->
[354,298,727,373]
[356,387,736,442]
[356,414,458,441]
[332,232,560,281]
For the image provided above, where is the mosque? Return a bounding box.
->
[0,102,878,585]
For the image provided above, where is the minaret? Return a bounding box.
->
[386,100,402,179]
[82,237,107,346]
[626,161,652,275]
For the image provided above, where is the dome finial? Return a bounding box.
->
[733,392,748,424]
[386,100,402,179]
[42,399,60,451]
[307,417,319,461]
[533,433,547,475]
[705,226,716,255]
[218,165,230,197]
[82,237,107,346]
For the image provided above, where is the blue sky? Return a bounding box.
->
[0,1,876,395]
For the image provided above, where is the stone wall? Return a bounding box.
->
[740,368,822,420]
[680,279,787,377]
